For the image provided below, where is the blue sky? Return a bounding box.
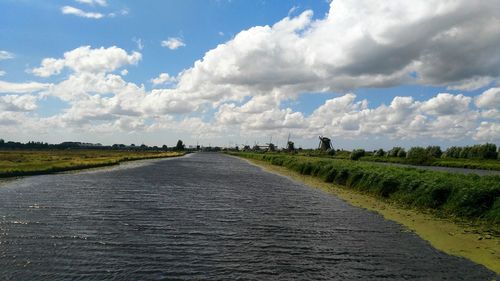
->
[0,0,499,149]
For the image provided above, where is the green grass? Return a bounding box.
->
[230,152,500,227]
[0,150,185,178]
[295,151,500,171]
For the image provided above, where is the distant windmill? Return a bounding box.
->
[318,136,332,151]
[286,133,295,152]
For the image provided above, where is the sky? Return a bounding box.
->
[0,0,499,149]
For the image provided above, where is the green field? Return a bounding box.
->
[0,150,185,178]
[297,150,500,171]
[229,152,500,228]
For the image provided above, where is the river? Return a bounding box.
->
[0,153,495,280]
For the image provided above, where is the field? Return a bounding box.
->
[229,152,500,228]
[298,150,500,171]
[0,150,185,178]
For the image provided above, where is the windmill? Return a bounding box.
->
[265,136,275,152]
[318,136,332,151]
[286,133,295,152]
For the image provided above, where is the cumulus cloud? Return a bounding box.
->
[0,70,5,77]
[420,93,471,115]
[474,122,500,142]
[32,46,141,77]
[170,0,500,107]
[61,6,104,19]
[475,87,500,109]
[4,0,500,146]
[161,37,186,50]
[151,73,176,85]
[0,95,38,112]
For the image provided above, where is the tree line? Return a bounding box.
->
[0,139,187,151]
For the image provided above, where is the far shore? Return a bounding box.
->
[0,150,186,179]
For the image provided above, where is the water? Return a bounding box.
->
[0,153,495,280]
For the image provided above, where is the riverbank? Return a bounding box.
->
[229,153,500,274]
[0,150,186,178]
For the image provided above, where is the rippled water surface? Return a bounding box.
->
[0,153,495,280]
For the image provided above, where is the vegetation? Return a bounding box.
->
[229,152,500,226]
[349,149,365,160]
[444,143,498,160]
[0,150,185,178]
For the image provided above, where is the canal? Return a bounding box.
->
[0,153,495,280]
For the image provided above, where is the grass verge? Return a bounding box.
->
[236,155,500,274]
[0,150,185,178]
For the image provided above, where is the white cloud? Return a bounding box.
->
[0,50,14,60]
[420,93,471,115]
[120,69,128,76]
[151,73,176,85]
[61,6,104,19]
[0,95,39,112]
[0,80,52,93]
[161,37,186,50]
[474,122,500,142]
[0,70,5,76]
[32,46,141,77]
[75,0,107,7]
[475,87,500,109]
[170,0,500,109]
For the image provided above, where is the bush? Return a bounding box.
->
[350,149,365,160]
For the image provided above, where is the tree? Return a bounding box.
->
[397,148,406,158]
[425,146,442,158]
[407,147,432,165]
[350,149,365,160]
[374,148,385,157]
[175,140,185,151]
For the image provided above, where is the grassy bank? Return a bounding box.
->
[238,157,500,274]
[229,152,500,227]
[0,150,185,178]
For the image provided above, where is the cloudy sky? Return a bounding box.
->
[1,0,499,149]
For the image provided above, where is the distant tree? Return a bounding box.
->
[374,148,385,157]
[350,149,365,160]
[407,147,432,165]
[175,140,185,151]
[425,146,442,158]
[397,148,406,158]
[388,147,403,157]
[162,145,168,151]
